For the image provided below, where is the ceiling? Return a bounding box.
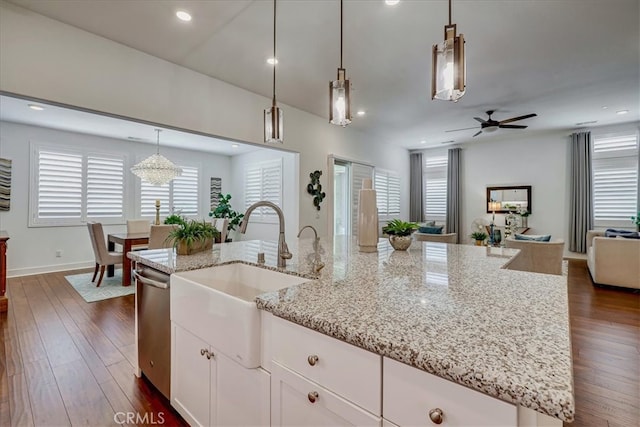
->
[4,0,640,149]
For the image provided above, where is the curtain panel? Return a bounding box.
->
[569,131,593,253]
[446,148,461,242]
[409,152,424,223]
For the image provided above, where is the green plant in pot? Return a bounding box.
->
[632,212,640,231]
[164,213,187,226]
[168,220,220,255]
[209,194,245,241]
[471,231,488,246]
[382,219,419,251]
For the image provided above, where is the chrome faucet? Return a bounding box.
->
[240,201,292,268]
[297,225,325,275]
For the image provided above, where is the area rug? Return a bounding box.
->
[65,270,135,303]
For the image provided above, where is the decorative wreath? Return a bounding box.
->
[306,170,326,211]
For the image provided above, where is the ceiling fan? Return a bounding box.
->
[446,110,537,137]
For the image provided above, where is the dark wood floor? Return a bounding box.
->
[0,261,638,426]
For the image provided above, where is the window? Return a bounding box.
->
[592,131,639,227]
[375,169,400,221]
[140,165,199,218]
[30,144,125,226]
[423,155,448,222]
[244,159,282,222]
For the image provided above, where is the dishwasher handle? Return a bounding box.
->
[133,270,169,289]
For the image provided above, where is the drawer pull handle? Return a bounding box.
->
[429,408,444,424]
[307,391,319,403]
[307,355,319,366]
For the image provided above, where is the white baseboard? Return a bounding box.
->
[8,261,95,278]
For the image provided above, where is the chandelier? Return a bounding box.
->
[329,0,352,127]
[264,0,283,143]
[431,0,466,102]
[131,129,182,186]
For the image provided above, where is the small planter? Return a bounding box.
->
[176,238,213,256]
[388,235,412,251]
[474,239,484,246]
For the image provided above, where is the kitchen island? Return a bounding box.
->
[129,236,574,424]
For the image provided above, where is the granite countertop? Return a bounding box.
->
[129,237,574,422]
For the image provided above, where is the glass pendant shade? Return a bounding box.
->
[131,130,182,186]
[432,24,466,102]
[264,103,284,143]
[330,68,352,127]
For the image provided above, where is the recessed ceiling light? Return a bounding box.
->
[357,110,366,116]
[176,10,192,22]
[267,57,278,65]
[601,106,608,110]
[420,140,427,144]
[231,144,239,148]
[28,104,44,111]
[616,109,629,115]
[385,0,400,5]
[575,120,598,126]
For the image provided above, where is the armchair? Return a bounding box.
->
[587,230,640,289]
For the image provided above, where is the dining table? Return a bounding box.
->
[107,232,149,286]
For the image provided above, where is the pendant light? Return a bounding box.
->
[131,129,182,186]
[264,0,283,143]
[431,0,466,102]
[329,0,351,127]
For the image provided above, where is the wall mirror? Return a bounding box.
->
[486,185,532,213]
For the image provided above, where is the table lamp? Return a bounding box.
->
[488,201,501,246]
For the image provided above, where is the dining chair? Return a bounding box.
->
[87,222,123,287]
[212,218,229,243]
[148,225,178,249]
[127,219,151,250]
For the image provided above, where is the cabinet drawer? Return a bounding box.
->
[271,362,380,427]
[271,316,381,414]
[383,357,517,427]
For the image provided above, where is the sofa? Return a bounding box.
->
[586,230,640,289]
[504,237,565,275]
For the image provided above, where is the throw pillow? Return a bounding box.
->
[605,228,637,238]
[514,233,552,242]
[424,221,436,226]
[418,225,444,234]
[615,232,640,239]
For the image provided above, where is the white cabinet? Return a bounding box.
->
[171,323,270,427]
[383,357,517,427]
[271,362,380,427]
[270,317,382,426]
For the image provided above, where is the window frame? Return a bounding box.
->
[29,142,128,227]
[423,153,448,223]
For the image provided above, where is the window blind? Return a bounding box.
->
[86,155,124,218]
[423,156,448,221]
[139,165,199,218]
[36,150,83,222]
[592,133,639,227]
[140,182,170,218]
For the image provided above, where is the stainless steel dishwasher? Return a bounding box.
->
[133,265,171,399]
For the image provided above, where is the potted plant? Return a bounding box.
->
[168,220,220,255]
[209,194,245,241]
[382,219,419,251]
[632,212,640,232]
[518,207,530,228]
[164,213,187,226]
[471,231,488,246]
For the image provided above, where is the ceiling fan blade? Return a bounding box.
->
[445,126,478,133]
[499,124,528,129]
[472,130,483,137]
[499,113,537,124]
[473,117,486,124]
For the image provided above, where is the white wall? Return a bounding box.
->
[0,121,232,276]
[0,2,410,253]
[230,149,299,241]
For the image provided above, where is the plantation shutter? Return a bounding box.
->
[244,159,282,222]
[592,133,639,227]
[172,166,199,216]
[140,182,170,218]
[35,150,83,223]
[86,155,124,220]
[424,156,448,221]
[351,163,374,236]
[375,169,401,221]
